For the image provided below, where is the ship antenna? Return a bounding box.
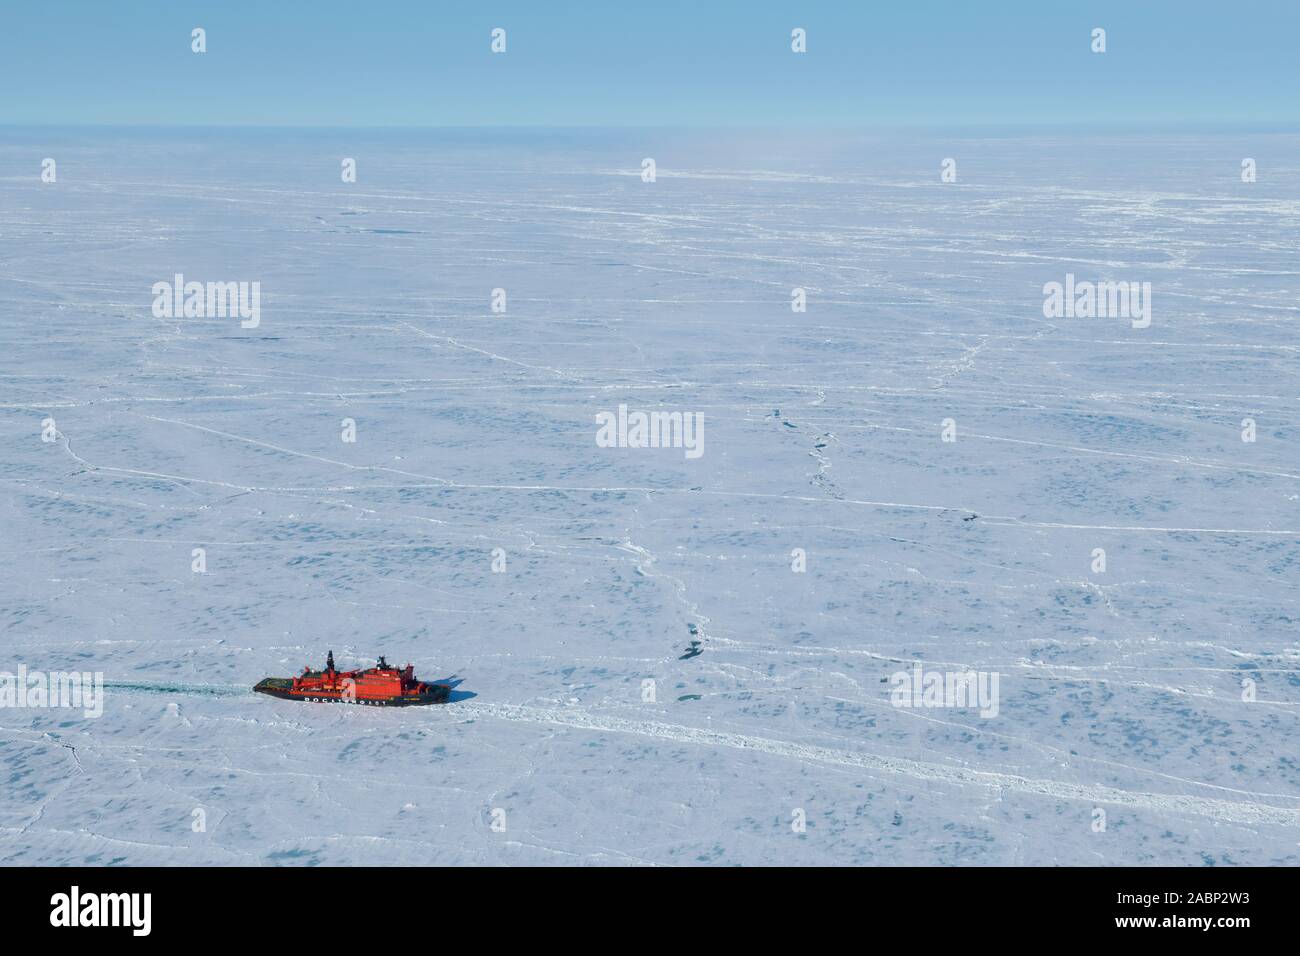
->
[326,649,335,672]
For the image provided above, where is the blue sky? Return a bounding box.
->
[2,1,1296,127]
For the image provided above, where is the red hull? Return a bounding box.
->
[254,652,451,706]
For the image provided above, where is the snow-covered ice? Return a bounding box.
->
[1,128,1298,865]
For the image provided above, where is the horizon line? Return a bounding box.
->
[3,121,1299,133]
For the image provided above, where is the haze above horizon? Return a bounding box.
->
[2,1,1297,128]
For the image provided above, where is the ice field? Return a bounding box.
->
[1,128,1298,865]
